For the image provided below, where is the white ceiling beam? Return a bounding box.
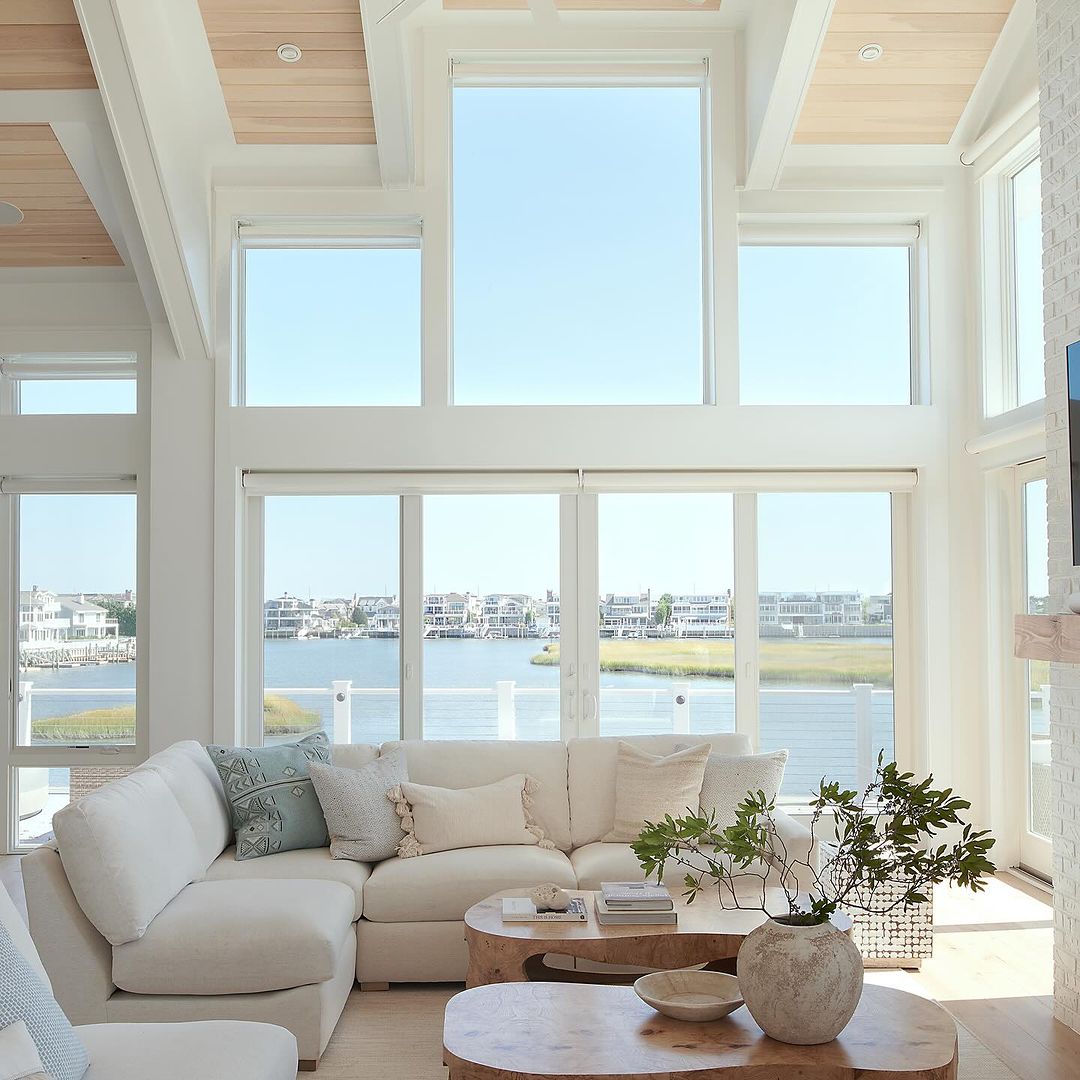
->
[74,0,213,364]
[0,89,102,124]
[744,0,834,192]
[359,0,423,189]
[952,0,1036,151]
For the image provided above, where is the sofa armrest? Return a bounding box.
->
[22,843,113,1024]
[765,809,818,897]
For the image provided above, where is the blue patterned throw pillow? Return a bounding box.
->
[207,731,332,860]
[0,923,89,1080]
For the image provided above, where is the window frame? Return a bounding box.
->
[239,469,913,803]
[0,353,138,416]
[234,221,424,409]
[1,476,143,853]
[736,223,925,407]
[980,130,1043,418]
[447,62,715,407]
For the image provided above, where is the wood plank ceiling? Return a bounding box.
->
[0,0,97,90]
[0,125,121,268]
[197,0,375,145]
[795,0,1016,145]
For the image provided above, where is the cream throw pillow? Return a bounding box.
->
[603,741,712,843]
[698,749,789,831]
[388,774,555,858]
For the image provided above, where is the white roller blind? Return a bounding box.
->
[738,224,920,246]
[0,475,136,494]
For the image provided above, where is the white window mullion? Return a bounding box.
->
[0,491,13,852]
[400,495,423,740]
[242,495,265,746]
[576,494,600,738]
[734,492,759,751]
[558,494,580,741]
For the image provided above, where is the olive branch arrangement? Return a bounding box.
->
[632,755,997,926]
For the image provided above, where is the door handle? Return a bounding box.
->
[584,692,598,722]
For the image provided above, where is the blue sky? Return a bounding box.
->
[263,491,893,599]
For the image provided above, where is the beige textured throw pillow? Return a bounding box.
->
[698,749,789,831]
[603,741,712,843]
[388,774,555,858]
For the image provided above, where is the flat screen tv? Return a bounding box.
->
[1070,341,1080,566]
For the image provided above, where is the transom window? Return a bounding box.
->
[451,79,707,405]
[1,354,137,415]
[738,240,915,405]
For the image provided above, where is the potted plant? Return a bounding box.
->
[633,756,996,1045]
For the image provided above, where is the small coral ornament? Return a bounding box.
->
[530,883,571,911]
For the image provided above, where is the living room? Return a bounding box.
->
[0,0,1077,1077]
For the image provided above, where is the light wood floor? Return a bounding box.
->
[2,858,1077,1079]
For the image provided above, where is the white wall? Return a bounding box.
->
[1035,0,1080,1035]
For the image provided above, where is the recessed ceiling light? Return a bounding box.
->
[276,43,302,63]
[0,201,23,225]
[858,43,884,62]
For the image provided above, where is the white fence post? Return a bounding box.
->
[853,683,874,790]
[17,681,32,745]
[496,680,517,740]
[331,680,353,744]
[673,681,691,733]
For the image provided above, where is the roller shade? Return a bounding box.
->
[0,476,136,494]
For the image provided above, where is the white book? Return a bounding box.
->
[600,881,674,910]
[595,896,678,926]
[501,896,589,923]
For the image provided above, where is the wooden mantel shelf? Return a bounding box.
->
[1015,614,1080,662]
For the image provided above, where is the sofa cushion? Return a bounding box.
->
[207,733,332,861]
[309,749,408,863]
[568,732,752,848]
[78,1021,297,1080]
[0,923,89,1080]
[391,774,554,858]
[603,742,712,843]
[362,845,576,922]
[204,846,370,920]
[698,749,789,829]
[331,744,380,770]
[112,880,354,995]
[381,740,571,851]
[570,842,652,891]
[53,769,204,946]
[138,740,231,870]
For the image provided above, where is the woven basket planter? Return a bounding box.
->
[820,840,933,970]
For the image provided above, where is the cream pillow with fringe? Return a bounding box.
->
[388,774,555,858]
[603,741,712,843]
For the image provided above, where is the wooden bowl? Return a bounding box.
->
[634,970,744,1022]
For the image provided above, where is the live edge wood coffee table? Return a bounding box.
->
[443,983,959,1080]
[464,889,851,988]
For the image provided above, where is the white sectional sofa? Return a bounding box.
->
[22,731,813,1070]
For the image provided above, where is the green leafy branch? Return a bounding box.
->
[631,753,997,926]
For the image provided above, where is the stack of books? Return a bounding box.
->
[596,881,677,925]
[501,896,589,923]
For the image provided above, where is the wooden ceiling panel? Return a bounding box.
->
[0,125,122,267]
[794,0,1015,145]
[197,0,375,145]
[0,0,96,90]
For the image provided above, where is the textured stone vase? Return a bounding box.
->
[737,917,863,1045]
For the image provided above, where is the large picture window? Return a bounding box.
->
[452,82,706,405]
[739,244,913,405]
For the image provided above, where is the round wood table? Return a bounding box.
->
[443,982,958,1080]
[464,889,851,988]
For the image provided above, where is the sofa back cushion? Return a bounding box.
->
[138,740,231,870]
[331,744,380,771]
[568,732,752,847]
[381,740,572,852]
[53,769,203,946]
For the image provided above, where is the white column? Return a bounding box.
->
[496,680,517,741]
[332,680,353,744]
[853,683,875,790]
